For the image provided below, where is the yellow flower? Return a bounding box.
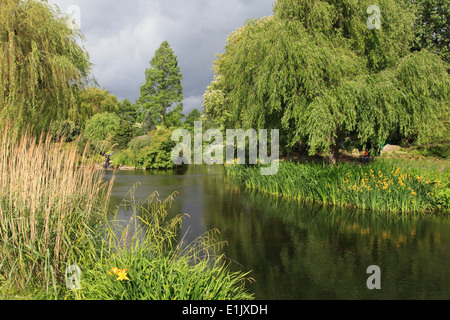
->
[108,267,120,276]
[108,267,130,281]
[116,269,130,281]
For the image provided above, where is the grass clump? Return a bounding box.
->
[67,190,254,300]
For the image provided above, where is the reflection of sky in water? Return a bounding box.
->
[105,166,224,245]
[104,166,450,300]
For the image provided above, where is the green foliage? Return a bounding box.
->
[418,145,450,159]
[67,191,253,300]
[73,87,121,126]
[51,120,81,143]
[113,127,178,169]
[112,121,139,150]
[410,0,450,70]
[165,104,185,128]
[112,149,134,168]
[184,108,202,129]
[137,41,184,128]
[204,0,450,163]
[140,109,156,134]
[397,142,450,160]
[82,112,121,151]
[129,135,152,153]
[80,253,253,300]
[0,0,92,134]
[117,98,140,124]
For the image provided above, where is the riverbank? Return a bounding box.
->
[0,129,253,300]
[225,156,449,215]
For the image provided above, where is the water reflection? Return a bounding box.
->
[105,166,450,300]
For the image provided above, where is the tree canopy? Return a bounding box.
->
[82,112,121,151]
[72,87,121,126]
[203,0,450,163]
[137,41,184,130]
[410,0,450,70]
[0,0,92,134]
[184,108,202,128]
[117,98,139,124]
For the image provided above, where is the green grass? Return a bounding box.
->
[225,158,449,214]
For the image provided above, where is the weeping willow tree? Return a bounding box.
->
[0,0,92,134]
[203,0,450,164]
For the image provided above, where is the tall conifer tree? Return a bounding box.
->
[138,41,184,130]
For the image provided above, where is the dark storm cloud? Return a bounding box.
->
[51,0,275,115]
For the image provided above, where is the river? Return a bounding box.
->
[104,165,450,300]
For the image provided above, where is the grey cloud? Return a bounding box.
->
[51,0,275,115]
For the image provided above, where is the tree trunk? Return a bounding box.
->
[328,143,339,165]
[297,140,307,156]
[328,127,340,165]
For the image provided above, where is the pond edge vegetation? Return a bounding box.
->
[0,127,254,300]
[225,157,449,216]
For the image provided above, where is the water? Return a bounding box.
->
[104,165,450,300]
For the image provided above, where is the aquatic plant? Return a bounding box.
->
[73,190,254,300]
[225,160,448,214]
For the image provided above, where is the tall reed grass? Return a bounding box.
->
[226,160,447,214]
[0,126,113,294]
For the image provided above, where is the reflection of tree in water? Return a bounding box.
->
[202,183,450,299]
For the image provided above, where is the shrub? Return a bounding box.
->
[420,144,450,159]
[113,149,135,168]
[114,127,178,169]
[51,120,81,143]
[129,135,152,154]
[83,112,121,147]
[112,121,139,150]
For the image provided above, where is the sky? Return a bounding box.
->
[49,0,276,116]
